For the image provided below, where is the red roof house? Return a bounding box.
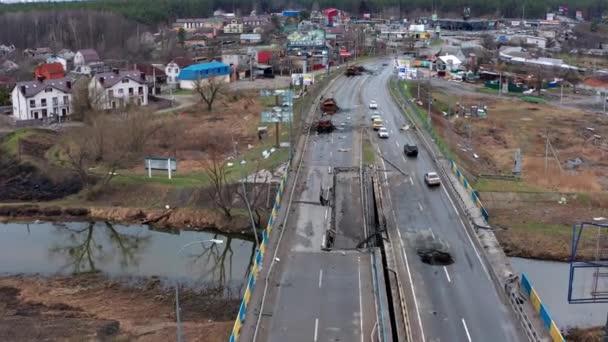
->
[34,63,65,80]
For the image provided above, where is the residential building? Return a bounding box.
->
[165,57,195,88]
[174,18,225,31]
[240,34,262,44]
[11,77,73,121]
[134,63,166,94]
[72,62,108,76]
[165,61,180,88]
[242,14,271,27]
[89,69,148,110]
[0,60,18,73]
[57,49,75,61]
[435,54,462,71]
[74,49,100,66]
[223,19,244,34]
[46,55,68,71]
[0,44,15,56]
[34,63,65,80]
[178,61,231,89]
[525,36,547,49]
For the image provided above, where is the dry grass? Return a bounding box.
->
[433,92,608,193]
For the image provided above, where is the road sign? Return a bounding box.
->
[144,157,177,179]
[261,108,292,123]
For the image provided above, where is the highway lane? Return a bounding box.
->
[254,73,378,342]
[362,59,525,342]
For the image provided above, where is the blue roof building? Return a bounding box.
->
[178,61,231,81]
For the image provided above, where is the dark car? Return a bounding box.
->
[404,144,418,157]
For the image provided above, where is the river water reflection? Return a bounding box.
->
[0,222,254,293]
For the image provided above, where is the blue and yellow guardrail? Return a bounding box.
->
[521,273,565,342]
[449,160,490,222]
[228,162,290,342]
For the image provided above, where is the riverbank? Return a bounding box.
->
[0,274,238,341]
[0,203,262,237]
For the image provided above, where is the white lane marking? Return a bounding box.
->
[443,266,452,283]
[429,229,435,239]
[386,188,425,341]
[395,141,399,147]
[358,257,364,342]
[395,224,426,342]
[440,185,491,280]
[402,155,407,163]
[330,151,333,158]
[377,146,381,154]
[318,269,323,288]
[409,176,414,185]
[418,202,423,211]
[462,318,472,342]
[314,318,319,342]
[324,208,328,219]
[328,166,331,174]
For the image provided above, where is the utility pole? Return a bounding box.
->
[250,53,254,81]
[275,94,280,148]
[498,72,502,96]
[544,128,549,175]
[560,81,564,105]
[427,77,432,127]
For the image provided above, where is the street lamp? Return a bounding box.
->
[175,239,224,342]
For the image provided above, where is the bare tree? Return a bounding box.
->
[480,33,497,51]
[236,163,271,227]
[193,75,225,111]
[59,108,158,191]
[71,78,104,122]
[563,68,582,94]
[203,150,234,218]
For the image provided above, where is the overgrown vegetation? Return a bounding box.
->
[0,0,606,26]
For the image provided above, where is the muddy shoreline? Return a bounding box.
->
[0,204,260,239]
[0,273,238,341]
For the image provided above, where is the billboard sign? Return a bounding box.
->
[144,157,177,171]
[287,29,326,47]
[261,108,292,123]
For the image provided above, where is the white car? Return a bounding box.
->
[424,172,441,186]
[378,127,389,138]
[370,114,381,122]
[369,100,378,109]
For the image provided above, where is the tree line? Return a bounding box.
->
[0,0,607,25]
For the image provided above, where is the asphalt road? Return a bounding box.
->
[250,72,379,342]
[362,59,526,342]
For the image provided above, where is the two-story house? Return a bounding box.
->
[11,77,73,121]
[89,69,148,110]
[74,49,100,67]
[174,18,224,31]
[223,19,244,34]
[165,57,195,88]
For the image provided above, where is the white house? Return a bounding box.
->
[525,36,547,49]
[89,69,148,110]
[11,77,73,121]
[435,54,462,71]
[165,61,180,88]
[223,19,243,34]
[74,49,100,67]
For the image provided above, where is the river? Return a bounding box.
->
[0,222,255,294]
[511,257,608,329]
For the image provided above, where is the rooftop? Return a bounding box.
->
[15,77,73,97]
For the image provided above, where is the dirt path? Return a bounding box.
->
[0,274,238,341]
